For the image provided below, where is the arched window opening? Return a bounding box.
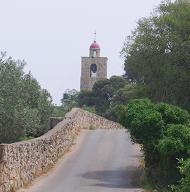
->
[90,64,97,78]
[93,51,96,57]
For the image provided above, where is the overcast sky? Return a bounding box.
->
[0,0,164,104]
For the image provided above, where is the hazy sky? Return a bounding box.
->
[0,0,163,104]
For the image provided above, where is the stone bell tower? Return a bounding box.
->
[80,40,108,90]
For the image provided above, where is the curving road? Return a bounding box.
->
[20,129,144,192]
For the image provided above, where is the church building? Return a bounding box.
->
[80,40,108,90]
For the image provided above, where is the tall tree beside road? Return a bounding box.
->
[121,0,190,110]
[0,53,53,143]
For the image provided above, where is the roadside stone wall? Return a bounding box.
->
[0,108,123,192]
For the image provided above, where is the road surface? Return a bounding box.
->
[20,129,144,192]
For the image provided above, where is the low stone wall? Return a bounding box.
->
[0,108,123,192]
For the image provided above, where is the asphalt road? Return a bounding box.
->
[21,129,144,192]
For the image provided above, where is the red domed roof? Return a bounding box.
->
[90,41,100,49]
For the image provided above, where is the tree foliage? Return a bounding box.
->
[61,89,78,111]
[112,84,149,105]
[117,98,190,187]
[156,103,190,125]
[121,0,190,110]
[0,53,53,143]
[78,76,128,115]
[173,158,190,191]
[78,75,147,118]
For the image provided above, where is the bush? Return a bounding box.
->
[124,99,164,145]
[172,158,190,192]
[120,99,190,187]
[130,108,164,145]
[52,106,66,117]
[156,103,190,125]
[103,104,127,123]
[157,124,190,184]
[158,124,190,157]
[82,105,96,114]
[126,98,154,130]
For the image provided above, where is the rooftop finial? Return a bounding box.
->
[94,31,96,42]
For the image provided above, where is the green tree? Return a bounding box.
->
[121,0,190,110]
[61,89,78,111]
[173,158,190,192]
[78,90,96,107]
[78,76,127,115]
[156,103,190,125]
[0,53,53,143]
[118,98,190,187]
[112,84,148,105]
[52,105,66,117]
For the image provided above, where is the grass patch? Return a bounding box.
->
[89,125,96,130]
[18,136,35,141]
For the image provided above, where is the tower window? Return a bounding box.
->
[93,51,96,57]
[90,64,97,78]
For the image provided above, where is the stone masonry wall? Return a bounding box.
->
[0,108,123,192]
[80,57,107,90]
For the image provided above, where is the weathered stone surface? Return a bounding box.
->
[0,108,123,192]
[80,57,108,90]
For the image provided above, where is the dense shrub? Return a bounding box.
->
[52,106,67,117]
[119,98,190,187]
[173,158,190,192]
[82,105,96,114]
[158,124,190,157]
[157,124,190,184]
[103,104,127,123]
[156,103,190,125]
[126,98,153,129]
[130,109,164,145]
